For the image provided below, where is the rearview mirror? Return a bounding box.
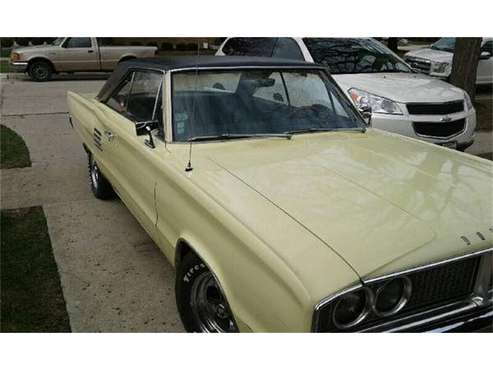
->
[358,104,372,126]
[480,51,491,60]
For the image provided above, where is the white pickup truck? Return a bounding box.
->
[10,37,157,81]
[404,37,493,85]
[217,37,477,151]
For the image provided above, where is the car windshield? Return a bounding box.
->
[430,38,456,52]
[171,69,365,142]
[303,38,412,74]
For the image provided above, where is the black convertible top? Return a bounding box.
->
[97,56,325,101]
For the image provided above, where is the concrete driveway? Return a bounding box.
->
[1,74,491,332]
[0,75,184,332]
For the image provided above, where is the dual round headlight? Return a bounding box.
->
[374,276,412,317]
[331,277,412,329]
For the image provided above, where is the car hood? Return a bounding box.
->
[190,130,493,279]
[13,45,59,55]
[405,48,453,63]
[333,72,464,103]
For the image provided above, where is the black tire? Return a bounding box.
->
[176,252,238,333]
[88,153,115,200]
[28,60,53,82]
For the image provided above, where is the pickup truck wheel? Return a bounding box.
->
[28,60,53,82]
[176,253,238,333]
[88,154,115,200]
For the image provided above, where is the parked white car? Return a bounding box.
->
[404,37,493,85]
[217,38,477,151]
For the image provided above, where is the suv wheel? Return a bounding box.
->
[176,252,238,333]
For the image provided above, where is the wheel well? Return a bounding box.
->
[28,57,56,73]
[175,239,195,267]
[118,56,136,64]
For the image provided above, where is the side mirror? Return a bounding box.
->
[135,119,160,149]
[135,119,159,136]
[480,51,491,60]
[358,104,372,126]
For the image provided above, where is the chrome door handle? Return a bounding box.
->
[104,130,115,141]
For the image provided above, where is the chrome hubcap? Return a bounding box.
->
[190,272,236,332]
[91,161,100,189]
[32,65,48,79]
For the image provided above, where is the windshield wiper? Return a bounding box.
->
[188,133,292,142]
[285,127,366,135]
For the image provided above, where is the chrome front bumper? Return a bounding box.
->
[361,298,492,333]
[9,61,28,73]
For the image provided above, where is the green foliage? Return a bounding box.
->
[0,125,31,169]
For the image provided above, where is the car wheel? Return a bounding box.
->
[176,252,238,333]
[88,154,115,200]
[28,60,53,82]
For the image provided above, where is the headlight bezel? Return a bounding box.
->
[348,87,403,116]
[313,276,414,332]
[373,276,412,318]
[10,52,20,62]
[430,61,450,74]
[331,286,373,329]
[464,91,473,111]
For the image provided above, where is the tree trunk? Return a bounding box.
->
[387,38,399,53]
[449,38,482,102]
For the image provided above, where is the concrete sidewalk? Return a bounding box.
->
[0,78,184,332]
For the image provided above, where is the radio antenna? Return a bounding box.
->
[185,38,201,172]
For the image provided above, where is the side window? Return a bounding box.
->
[222,38,276,57]
[65,37,92,48]
[105,73,134,113]
[126,71,163,122]
[272,38,304,61]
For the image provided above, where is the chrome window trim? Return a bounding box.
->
[168,65,328,73]
[312,247,493,332]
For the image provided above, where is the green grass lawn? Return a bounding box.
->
[1,207,71,332]
[0,125,31,169]
[0,59,9,73]
[0,46,12,58]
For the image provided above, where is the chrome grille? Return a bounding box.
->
[407,100,464,115]
[314,254,484,332]
[401,256,479,311]
[405,57,431,74]
[413,119,465,138]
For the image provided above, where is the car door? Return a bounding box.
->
[477,40,493,84]
[56,37,99,71]
[96,69,164,239]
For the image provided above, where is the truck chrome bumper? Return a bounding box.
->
[9,61,28,73]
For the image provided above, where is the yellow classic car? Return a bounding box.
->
[67,56,493,332]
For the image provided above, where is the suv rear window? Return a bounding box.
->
[222,38,276,57]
